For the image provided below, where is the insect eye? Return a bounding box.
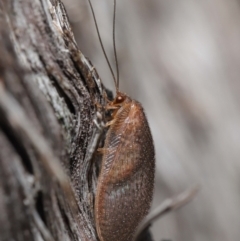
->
[117,96,123,102]
[115,95,125,104]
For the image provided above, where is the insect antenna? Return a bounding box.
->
[87,0,118,91]
[113,0,119,90]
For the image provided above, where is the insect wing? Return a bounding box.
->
[96,100,155,241]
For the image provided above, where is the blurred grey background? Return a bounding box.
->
[62,0,240,240]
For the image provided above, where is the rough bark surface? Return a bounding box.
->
[0,0,109,240]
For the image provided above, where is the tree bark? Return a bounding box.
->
[0,0,108,240]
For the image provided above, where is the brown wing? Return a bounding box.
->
[95,99,155,241]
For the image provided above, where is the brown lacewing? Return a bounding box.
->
[87,1,155,241]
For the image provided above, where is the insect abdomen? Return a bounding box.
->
[95,95,155,241]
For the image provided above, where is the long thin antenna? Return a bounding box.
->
[87,0,118,89]
[113,0,119,89]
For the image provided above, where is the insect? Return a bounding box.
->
[86,1,155,241]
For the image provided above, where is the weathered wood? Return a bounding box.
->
[0,0,107,240]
